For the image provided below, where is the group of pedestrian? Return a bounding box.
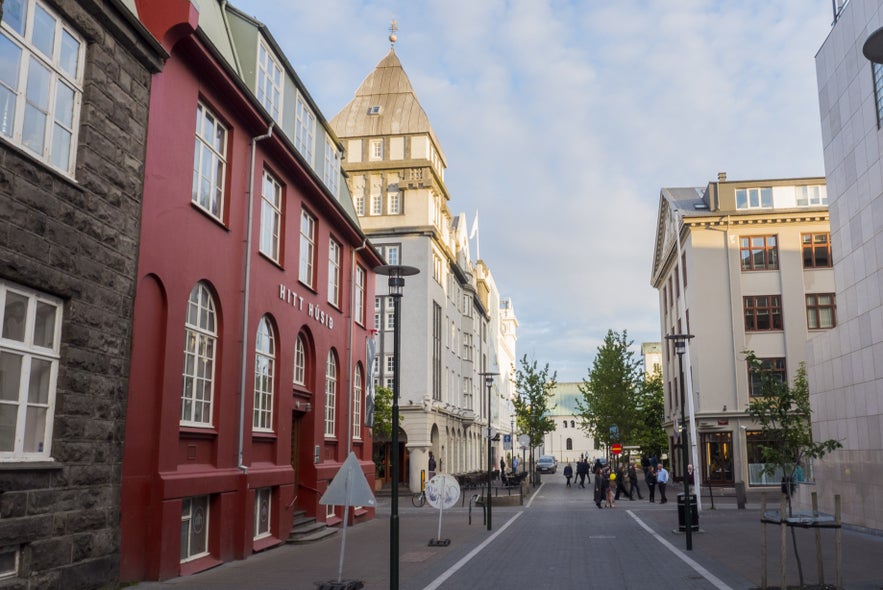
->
[559,457,672,508]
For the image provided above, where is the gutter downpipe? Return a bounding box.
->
[237,122,274,473]
[346,239,369,454]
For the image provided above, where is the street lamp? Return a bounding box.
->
[374,264,419,590]
[479,371,498,531]
[666,332,695,551]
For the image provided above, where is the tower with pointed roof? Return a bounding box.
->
[332,41,518,491]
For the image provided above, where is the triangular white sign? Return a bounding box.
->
[319,452,376,507]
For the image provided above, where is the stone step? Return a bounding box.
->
[288,524,338,544]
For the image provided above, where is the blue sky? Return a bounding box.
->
[231,0,834,382]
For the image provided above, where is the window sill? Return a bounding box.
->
[180,426,219,439]
[0,460,61,471]
[253,431,277,441]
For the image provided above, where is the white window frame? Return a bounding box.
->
[387,190,400,214]
[385,354,395,374]
[192,102,227,221]
[253,316,275,432]
[354,266,365,326]
[352,365,363,440]
[299,210,316,288]
[294,94,315,165]
[0,280,62,461]
[256,37,283,122]
[253,488,272,540]
[795,185,827,207]
[324,351,337,437]
[259,169,282,262]
[323,136,340,197]
[354,193,365,216]
[293,334,306,386]
[328,238,341,307]
[180,496,210,563]
[735,187,773,210]
[0,0,84,175]
[370,193,382,216]
[384,309,395,331]
[385,245,400,266]
[369,138,383,161]
[181,283,217,427]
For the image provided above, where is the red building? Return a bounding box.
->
[120,0,382,581]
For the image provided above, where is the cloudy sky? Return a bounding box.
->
[232,0,834,382]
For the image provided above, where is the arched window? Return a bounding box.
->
[571,420,575,428]
[566,438,573,451]
[181,282,217,426]
[293,333,306,386]
[324,350,337,437]
[253,316,275,431]
[353,364,363,439]
[562,420,567,428]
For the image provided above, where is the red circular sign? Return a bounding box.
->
[611,443,622,455]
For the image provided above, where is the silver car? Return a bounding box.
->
[536,455,557,474]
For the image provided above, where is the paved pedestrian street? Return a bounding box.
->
[133,477,883,589]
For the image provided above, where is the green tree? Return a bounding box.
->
[746,351,841,586]
[633,368,667,458]
[575,330,643,451]
[370,386,394,441]
[512,355,557,481]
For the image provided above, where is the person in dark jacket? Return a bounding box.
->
[576,457,589,488]
[646,465,658,502]
[563,462,573,487]
[627,463,643,499]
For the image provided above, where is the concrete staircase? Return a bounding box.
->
[286,510,338,544]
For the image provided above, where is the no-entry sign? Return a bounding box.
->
[611,443,622,455]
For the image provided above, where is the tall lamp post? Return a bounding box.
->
[666,333,695,551]
[374,264,419,590]
[479,371,498,531]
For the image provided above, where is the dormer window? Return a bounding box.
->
[368,105,382,115]
[256,37,283,122]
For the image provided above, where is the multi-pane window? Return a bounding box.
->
[462,333,473,361]
[735,187,773,210]
[744,295,783,331]
[748,358,786,397]
[432,303,442,401]
[299,211,316,288]
[253,316,275,431]
[253,488,271,540]
[0,280,61,461]
[324,351,337,437]
[432,253,442,284]
[802,233,832,268]
[192,103,227,220]
[806,294,836,329]
[354,266,365,326]
[388,190,400,214]
[463,377,472,410]
[293,334,306,386]
[385,245,400,266]
[354,193,365,216]
[328,238,341,307]
[369,139,382,160]
[181,283,217,426]
[795,185,827,206]
[384,308,395,331]
[259,170,282,262]
[294,95,315,165]
[0,0,84,174]
[180,496,209,563]
[385,354,395,374]
[352,365,363,440]
[323,137,340,197]
[256,38,283,121]
[740,235,778,271]
[370,193,382,215]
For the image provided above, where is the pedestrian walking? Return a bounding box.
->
[605,467,616,508]
[614,464,629,501]
[646,465,657,502]
[627,463,643,499]
[500,458,507,484]
[577,457,588,488]
[593,466,604,508]
[563,462,573,487]
[656,463,669,504]
[428,451,436,478]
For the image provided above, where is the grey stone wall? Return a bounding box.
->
[0,1,162,588]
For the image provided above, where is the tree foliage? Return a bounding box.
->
[512,354,558,449]
[370,386,393,441]
[633,368,667,458]
[746,350,841,510]
[575,330,643,448]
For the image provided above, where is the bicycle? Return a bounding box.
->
[412,489,426,507]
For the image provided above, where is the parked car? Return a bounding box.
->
[536,455,558,474]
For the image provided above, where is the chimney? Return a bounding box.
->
[717,172,727,182]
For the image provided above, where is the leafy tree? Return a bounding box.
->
[575,330,643,450]
[746,351,841,586]
[370,386,394,441]
[634,368,667,459]
[512,355,557,481]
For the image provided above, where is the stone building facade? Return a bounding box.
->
[0,0,163,587]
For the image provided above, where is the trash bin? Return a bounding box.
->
[677,493,699,532]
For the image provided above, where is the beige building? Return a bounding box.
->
[651,175,834,489]
[809,0,883,531]
[542,383,600,465]
[330,45,517,492]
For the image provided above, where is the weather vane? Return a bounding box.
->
[389,19,398,48]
